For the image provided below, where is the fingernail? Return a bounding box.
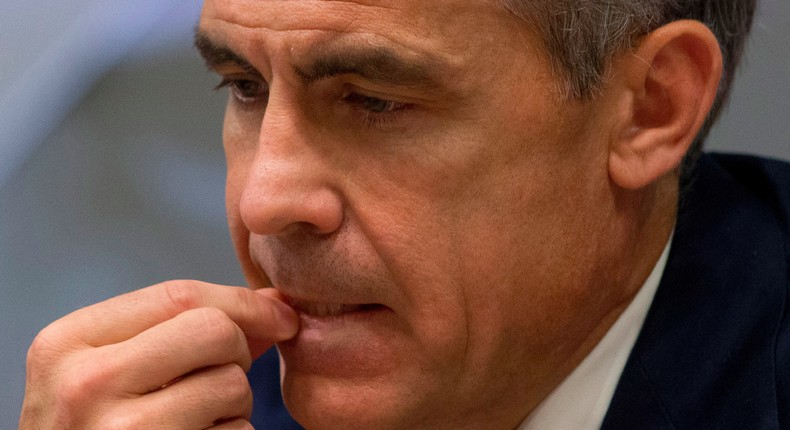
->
[271,298,300,339]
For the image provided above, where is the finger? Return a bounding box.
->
[93,307,254,393]
[101,364,253,429]
[208,418,254,430]
[51,281,298,350]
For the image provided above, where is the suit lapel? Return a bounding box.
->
[602,154,787,430]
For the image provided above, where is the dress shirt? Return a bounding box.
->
[519,237,673,430]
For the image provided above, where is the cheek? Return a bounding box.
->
[345,182,476,375]
[224,168,260,286]
[360,202,470,339]
[225,173,245,242]
[222,110,264,282]
[224,166,246,240]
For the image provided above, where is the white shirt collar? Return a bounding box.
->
[518,237,672,430]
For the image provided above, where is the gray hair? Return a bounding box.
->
[500,0,757,163]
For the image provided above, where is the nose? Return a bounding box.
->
[238,94,344,237]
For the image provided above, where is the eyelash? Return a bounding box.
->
[214,79,413,128]
[343,92,413,128]
[215,78,269,105]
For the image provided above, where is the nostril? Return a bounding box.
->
[238,181,344,236]
[280,220,339,238]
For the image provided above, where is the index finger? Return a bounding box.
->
[50,280,299,351]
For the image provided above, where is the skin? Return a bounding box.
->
[19,282,299,429]
[19,0,722,428]
[201,1,716,429]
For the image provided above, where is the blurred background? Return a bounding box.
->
[1,0,788,424]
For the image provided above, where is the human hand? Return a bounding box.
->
[19,280,299,429]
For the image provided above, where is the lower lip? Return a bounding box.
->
[278,305,400,378]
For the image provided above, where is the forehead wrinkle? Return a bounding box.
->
[204,0,404,35]
[200,1,486,96]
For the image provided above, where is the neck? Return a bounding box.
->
[522,174,679,425]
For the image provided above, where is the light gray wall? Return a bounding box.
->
[2,0,788,425]
[707,0,790,159]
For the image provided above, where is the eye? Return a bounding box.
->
[341,91,414,128]
[344,93,407,114]
[215,78,269,104]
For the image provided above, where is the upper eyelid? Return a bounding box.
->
[214,74,415,110]
[213,77,236,91]
[214,76,268,90]
[345,92,405,107]
[213,69,267,82]
[210,65,422,103]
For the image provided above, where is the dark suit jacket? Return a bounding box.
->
[249,153,790,429]
[602,153,790,429]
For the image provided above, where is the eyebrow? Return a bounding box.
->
[194,30,261,77]
[195,29,445,91]
[293,44,443,89]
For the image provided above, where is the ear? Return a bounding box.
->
[608,20,723,190]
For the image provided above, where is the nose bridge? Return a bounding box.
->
[258,88,309,160]
[239,89,344,236]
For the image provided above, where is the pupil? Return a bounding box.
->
[238,81,258,96]
[365,97,390,113]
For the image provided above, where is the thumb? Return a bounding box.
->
[248,288,300,359]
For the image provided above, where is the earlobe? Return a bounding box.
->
[608,20,723,190]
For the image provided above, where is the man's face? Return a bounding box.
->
[199,0,623,428]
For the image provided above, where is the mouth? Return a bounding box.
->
[287,298,387,318]
[277,295,400,378]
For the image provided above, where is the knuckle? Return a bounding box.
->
[93,410,142,430]
[27,321,74,366]
[218,364,252,404]
[212,419,254,430]
[55,359,112,408]
[194,307,244,347]
[26,330,59,370]
[161,280,204,313]
[231,285,256,314]
[229,420,255,430]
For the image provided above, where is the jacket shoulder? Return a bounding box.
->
[604,152,790,429]
[710,153,790,428]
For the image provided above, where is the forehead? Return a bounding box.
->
[201,0,487,30]
[197,0,551,97]
[199,0,556,111]
[198,0,530,61]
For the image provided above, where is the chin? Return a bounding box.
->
[280,371,417,430]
